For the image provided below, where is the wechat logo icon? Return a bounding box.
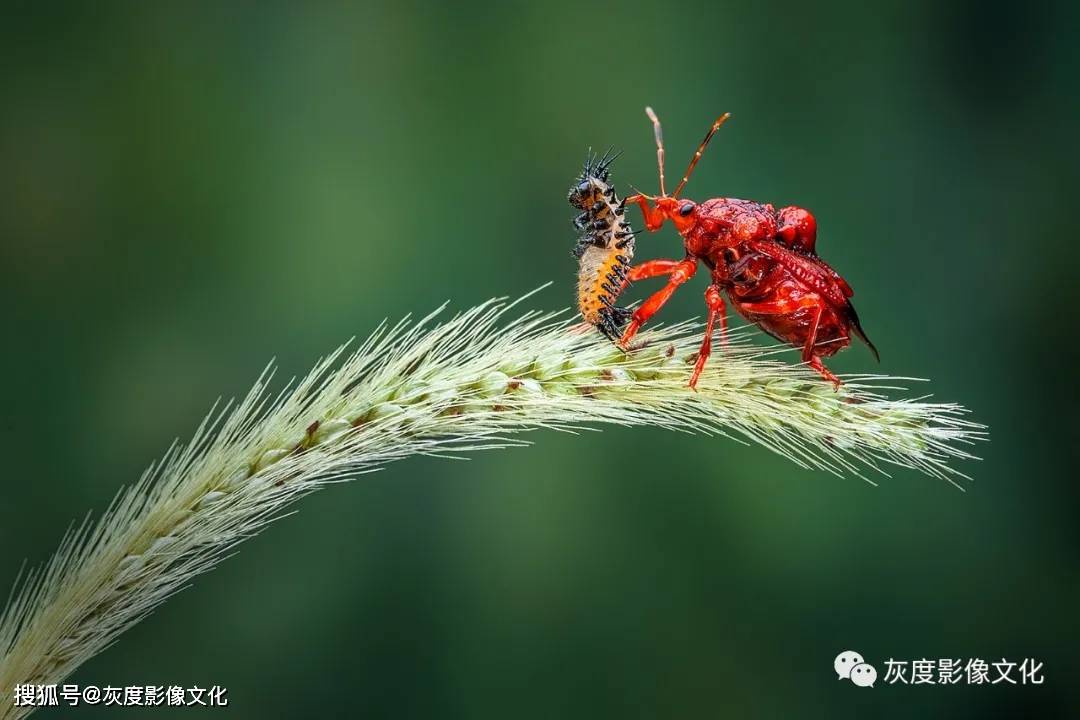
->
[835,650,877,688]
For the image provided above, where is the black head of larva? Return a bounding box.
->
[568,148,621,208]
[567,178,597,209]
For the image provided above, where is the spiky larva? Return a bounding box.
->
[567,151,636,341]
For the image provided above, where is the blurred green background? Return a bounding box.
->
[2,0,1078,716]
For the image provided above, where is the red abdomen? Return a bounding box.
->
[732,280,852,357]
[719,242,875,361]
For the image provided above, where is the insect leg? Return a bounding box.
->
[623,194,667,231]
[688,284,725,389]
[733,295,814,315]
[618,258,697,347]
[802,302,843,389]
[801,303,823,363]
[806,356,842,389]
[737,296,843,389]
[626,258,684,282]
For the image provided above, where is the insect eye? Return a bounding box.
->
[679,203,695,217]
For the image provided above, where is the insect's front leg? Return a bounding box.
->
[623,194,666,231]
[618,258,697,347]
[626,258,684,282]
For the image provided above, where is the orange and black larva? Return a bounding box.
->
[567,151,636,341]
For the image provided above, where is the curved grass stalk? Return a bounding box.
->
[0,293,984,716]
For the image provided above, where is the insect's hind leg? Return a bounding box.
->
[801,302,842,389]
[734,295,843,389]
[807,356,842,389]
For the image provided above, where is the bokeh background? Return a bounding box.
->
[2,0,1078,717]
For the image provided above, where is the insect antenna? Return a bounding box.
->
[672,112,731,198]
[626,182,654,202]
[645,106,667,197]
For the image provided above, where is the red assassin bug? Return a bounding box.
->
[619,107,878,389]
